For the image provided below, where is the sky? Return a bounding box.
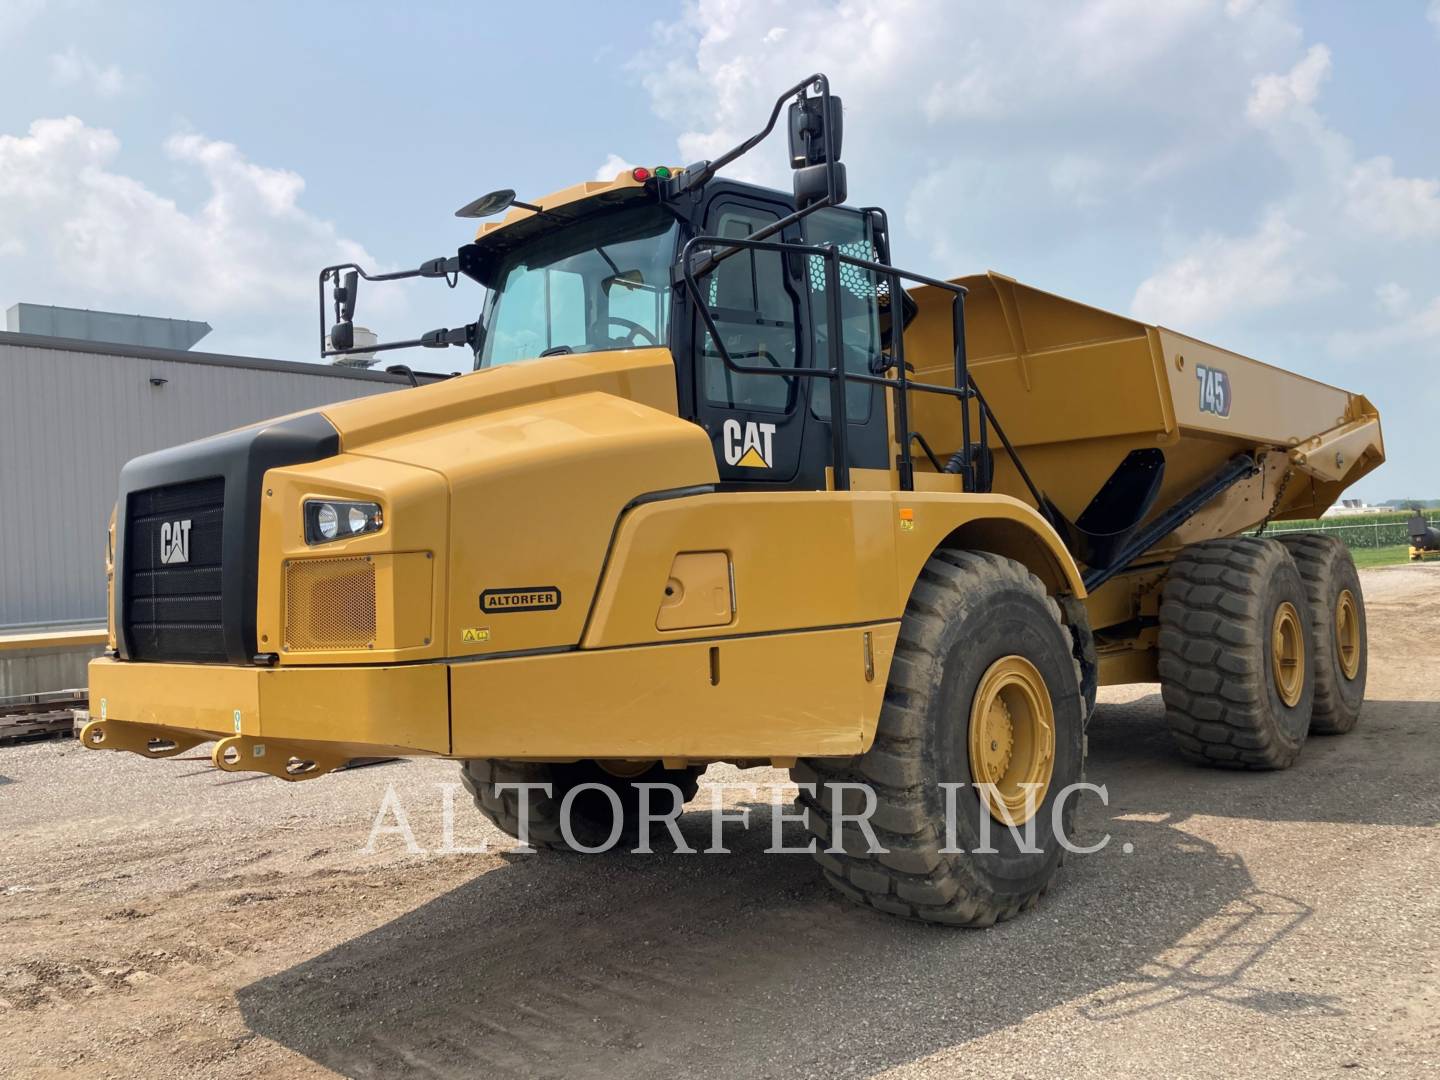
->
[1,0,1436,499]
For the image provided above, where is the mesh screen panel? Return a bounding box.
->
[284,557,377,651]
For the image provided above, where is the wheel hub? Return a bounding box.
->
[967,655,1056,827]
[1335,588,1361,681]
[976,697,1015,784]
[1271,601,1306,707]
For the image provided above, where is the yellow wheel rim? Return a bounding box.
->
[967,655,1055,827]
[1335,589,1361,681]
[1271,601,1306,707]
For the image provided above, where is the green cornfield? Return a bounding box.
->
[1258,510,1439,555]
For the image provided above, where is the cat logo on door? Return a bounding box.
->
[722,419,776,469]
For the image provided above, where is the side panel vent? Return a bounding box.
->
[284,557,378,651]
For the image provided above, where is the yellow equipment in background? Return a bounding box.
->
[1410,512,1440,561]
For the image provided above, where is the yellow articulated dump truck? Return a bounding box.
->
[83,75,1383,925]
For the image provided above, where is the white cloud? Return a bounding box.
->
[49,47,129,98]
[1135,34,1440,340]
[636,0,1305,241]
[1430,1,1440,35]
[0,116,380,353]
[632,2,1439,496]
[1343,156,1440,238]
[1331,293,1440,354]
[1246,43,1329,121]
[593,152,635,181]
[1130,211,1332,325]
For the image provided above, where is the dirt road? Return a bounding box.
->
[2,566,1438,1079]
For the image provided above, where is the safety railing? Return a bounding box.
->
[678,233,1045,505]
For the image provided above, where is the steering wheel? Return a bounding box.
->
[607,316,660,347]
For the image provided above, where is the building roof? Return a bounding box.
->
[0,329,437,384]
[6,303,213,351]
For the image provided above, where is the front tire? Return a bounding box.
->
[794,550,1085,927]
[461,759,704,851]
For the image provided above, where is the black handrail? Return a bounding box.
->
[680,232,985,493]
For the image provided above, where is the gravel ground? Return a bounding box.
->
[1,565,1437,1079]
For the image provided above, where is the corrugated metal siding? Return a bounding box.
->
[0,645,103,699]
[0,341,399,631]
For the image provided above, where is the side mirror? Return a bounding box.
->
[794,161,847,210]
[329,320,355,351]
[455,189,518,219]
[788,94,843,167]
[337,270,358,321]
[328,269,358,351]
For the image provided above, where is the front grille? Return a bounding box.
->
[284,557,378,651]
[123,477,226,662]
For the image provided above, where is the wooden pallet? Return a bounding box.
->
[0,693,87,745]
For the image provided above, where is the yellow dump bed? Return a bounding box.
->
[903,272,1383,550]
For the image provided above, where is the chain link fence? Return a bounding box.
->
[1261,515,1440,551]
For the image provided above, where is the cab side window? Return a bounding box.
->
[803,208,881,423]
[700,206,802,412]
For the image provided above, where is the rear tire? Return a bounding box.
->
[460,759,704,851]
[1276,534,1366,734]
[793,550,1085,927]
[1158,537,1313,769]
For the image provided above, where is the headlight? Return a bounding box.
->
[304,499,383,545]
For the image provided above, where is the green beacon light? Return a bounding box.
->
[654,165,672,179]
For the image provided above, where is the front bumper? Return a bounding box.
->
[85,657,449,779]
[84,622,897,780]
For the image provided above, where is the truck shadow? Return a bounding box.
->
[1087,690,1440,828]
[236,786,1338,1078]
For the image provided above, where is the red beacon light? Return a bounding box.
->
[631,166,651,182]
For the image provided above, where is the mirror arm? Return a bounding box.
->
[420,323,479,349]
[417,256,461,278]
[323,322,479,359]
[675,72,829,192]
[319,257,469,358]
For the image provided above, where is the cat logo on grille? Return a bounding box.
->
[159,519,192,565]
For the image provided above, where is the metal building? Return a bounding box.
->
[0,328,418,697]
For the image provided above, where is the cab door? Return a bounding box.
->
[691,197,810,486]
[795,206,890,482]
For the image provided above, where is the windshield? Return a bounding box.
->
[477,204,679,368]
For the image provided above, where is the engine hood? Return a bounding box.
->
[318,348,683,453]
